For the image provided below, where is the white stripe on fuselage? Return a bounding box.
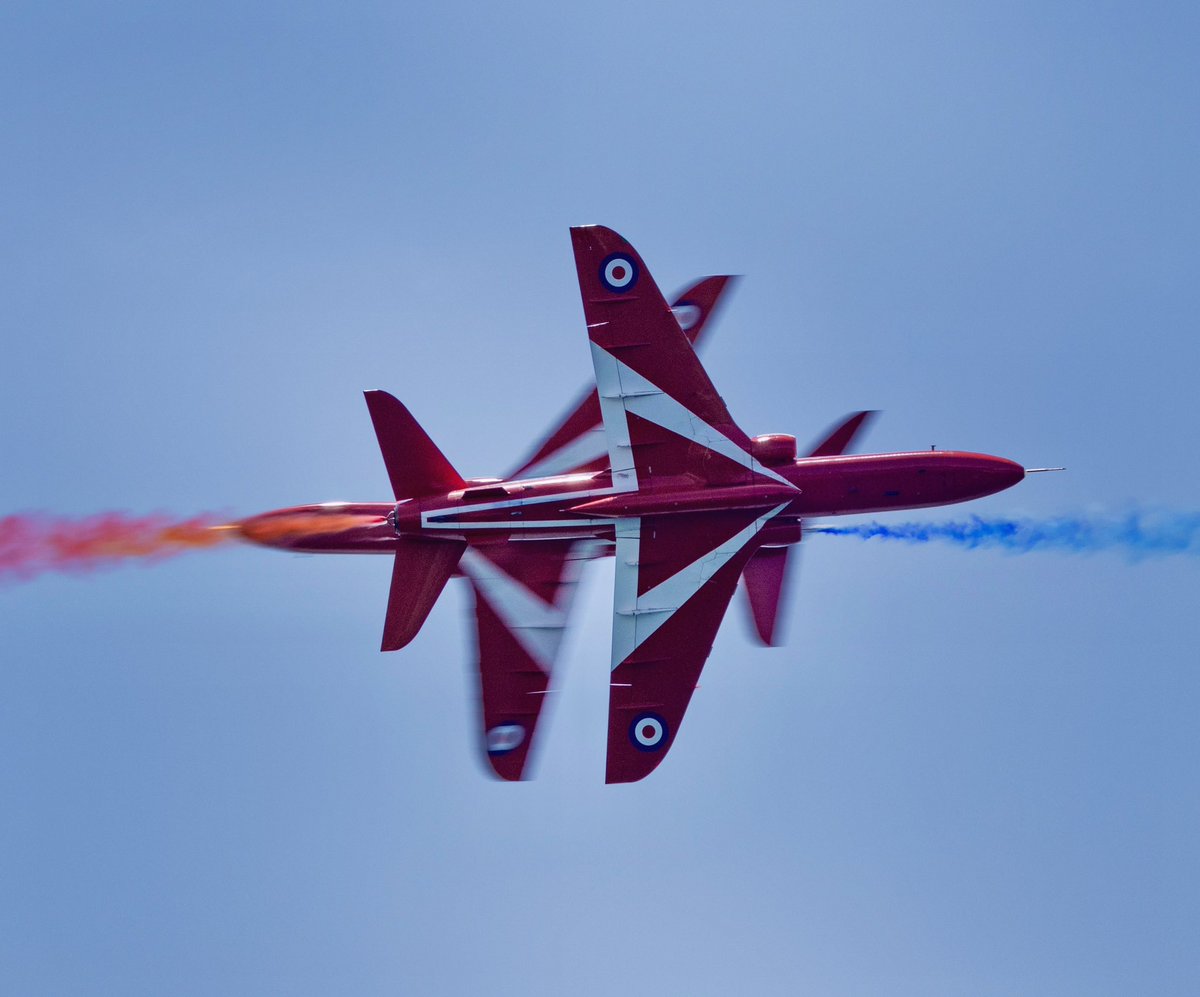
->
[419,485,616,532]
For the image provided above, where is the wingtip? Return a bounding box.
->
[484,749,533,782]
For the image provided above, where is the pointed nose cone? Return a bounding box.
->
[995,456,1026,488]
[975,456,1025,498]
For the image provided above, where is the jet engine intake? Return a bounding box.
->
[751,434,797,466]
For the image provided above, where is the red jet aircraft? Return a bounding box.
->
[239,226,1026,783]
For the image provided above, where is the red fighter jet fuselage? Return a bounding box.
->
[242,450,1021,554]
[238,226,1027,784]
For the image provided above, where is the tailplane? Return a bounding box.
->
[381,537,466,651]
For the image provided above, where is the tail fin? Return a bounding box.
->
[364,390,466,499]
[805,410,877,458]
[381,537,466,651]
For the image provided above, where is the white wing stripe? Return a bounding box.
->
[610,503,789,669]
[589,342,639,493]
[517,429,607,480]
[595,348,794,487]
[459,548,569,675]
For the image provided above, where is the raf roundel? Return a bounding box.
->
[599,253,639,293]
[486,724,526,755]
[629,713,669,752]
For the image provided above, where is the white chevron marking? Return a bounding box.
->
[591,346,794,487]
[459,547,569,675]
[609,503,789,669]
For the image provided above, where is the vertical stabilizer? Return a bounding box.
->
[364,390,466,500]
[805,411,876,458]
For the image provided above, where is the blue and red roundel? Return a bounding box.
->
[599,253,639,293]
[486,724,526,755]
[629,713,669,752]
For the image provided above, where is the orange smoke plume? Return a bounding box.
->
[0,512,236,581]
[236,513,385,544]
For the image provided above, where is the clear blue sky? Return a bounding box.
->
[2,3,1197,994]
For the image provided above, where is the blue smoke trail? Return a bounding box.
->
[808,510,1200,558]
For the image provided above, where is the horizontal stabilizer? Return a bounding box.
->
[805,411,876,458]
[381,538,466,651]
[365,390,466,500]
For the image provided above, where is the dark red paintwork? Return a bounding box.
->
[238,449,1024,554]
[236,223,1028,784]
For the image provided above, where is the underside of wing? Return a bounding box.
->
[606,505,789,783]
[458,540,595,780]
[508,276,737,481]
[571,226,792,492]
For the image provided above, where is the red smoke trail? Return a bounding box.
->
[0,513,236,581]
[0,510,391,582]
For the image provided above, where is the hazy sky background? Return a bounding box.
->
[2,3,1197,994]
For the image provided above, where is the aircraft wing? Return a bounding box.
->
[606,506,790,782]
[508,276,737,480]
[567,225,802,781]
[570,225,795,490]
[458,540,594,780]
